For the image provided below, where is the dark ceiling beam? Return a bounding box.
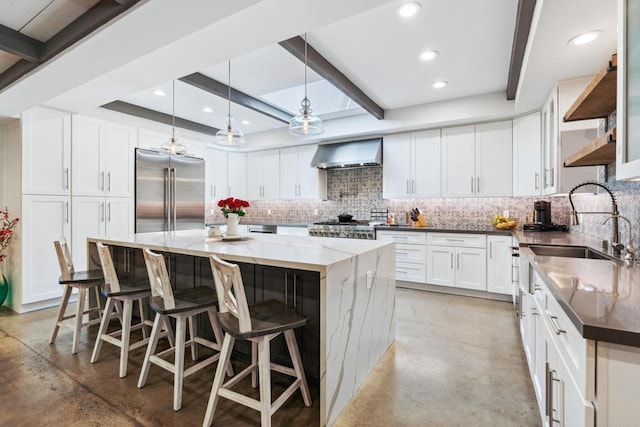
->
[506,0,537,100]
[180,73,292,124]
[102,101,220,136]
[0,24,44,62]
[279,36,384,120]
[0,0,141,92]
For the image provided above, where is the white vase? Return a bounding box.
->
[226,213,239,236]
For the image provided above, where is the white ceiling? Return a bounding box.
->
[0,0,618,146]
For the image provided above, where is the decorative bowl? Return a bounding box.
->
[494,218,518,230]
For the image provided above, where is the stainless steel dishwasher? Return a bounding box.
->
[247,224,277,234]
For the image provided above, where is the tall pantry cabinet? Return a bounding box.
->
[3,107,138,313]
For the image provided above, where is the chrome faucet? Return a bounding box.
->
[568,182,623,256]
[603,215,636,261]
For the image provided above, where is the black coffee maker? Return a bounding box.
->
[533,200,551,225]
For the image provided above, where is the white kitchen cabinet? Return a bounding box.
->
[426,233,487,291]
[441,125,475,197]
[72,116,137,198]
[486,235,513,295]
[21,195,71,304]
[21,108,71,196]
[383,130,441,198]
[247,149,279,200]
[204,148,228,201]
[542,80,599,195]
[475,121,513,197]
[377,230,427,283]
[71,196,134,269]
[513,112,542,197]
[279,145,327,200]
[227,152,247,200]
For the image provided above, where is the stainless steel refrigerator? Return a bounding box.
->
[135,148,205,233]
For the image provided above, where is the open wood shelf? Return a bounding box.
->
[564,54,617,122]
[564,128,616,167]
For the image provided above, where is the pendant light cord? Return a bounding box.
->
[304,33,308,101]
[171,80,176,139]
[227,60,231,119]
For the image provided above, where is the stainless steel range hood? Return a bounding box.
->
[310,138,382,169]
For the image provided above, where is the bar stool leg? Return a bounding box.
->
[164,317,175,347]
[188,315,198,361]
[174,315,187,411]
[138,313,163,388]
[119,299,133,378]
[203,333,235,427]
[284,330,311,406]
[50,284,73,344]
[206,308,234,377]
[251,341,258,388]
[72,288,88,354]
[138,300,149,339]
[91,297,116,364]
[257,337,272,427]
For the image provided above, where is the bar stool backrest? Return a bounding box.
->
[209,255,251,333]
[96,242,120,293]
[143,248,175,309]
[54,238,74,280]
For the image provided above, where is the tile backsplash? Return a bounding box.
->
[205,162,639,247]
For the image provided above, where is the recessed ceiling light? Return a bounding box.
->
[397,2,421,18]
[203,107,213,113]
[420,50,438,61]
[241,120,250,125]
[152,89,166,97]
[432,80,448,89]
[568,31,601,46]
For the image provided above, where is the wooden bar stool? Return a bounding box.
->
[50,238,104,354]
[204,255,311,427]
[91,242,157,378]
[138,248,232,411]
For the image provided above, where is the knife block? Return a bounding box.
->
[413,214,428,227]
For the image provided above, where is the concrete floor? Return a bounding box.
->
[0,289,540,426]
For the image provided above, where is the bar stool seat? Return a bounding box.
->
[204,255,311,427]
[91,242,157,378]
[138,248,231,411]
[50,239,104,354]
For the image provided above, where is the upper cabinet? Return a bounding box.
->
[21,108,71,196]
[227,152,247,200]
[279,145,327,200]
[247,149,280,200]
[513,112,542,197]
[617,0,640,180]
[204,148,229,201]
[383,130,441,198]
[72,116,137,198]
[441,122,512,198]
[542,79,599,195]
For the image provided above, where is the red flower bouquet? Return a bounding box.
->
[0,208,19,263]
[217,197,249,218]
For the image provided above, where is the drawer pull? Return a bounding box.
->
[445,238,464,242]
[533,285,542,291]
[547,313,566,335]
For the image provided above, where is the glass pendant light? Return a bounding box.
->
[214,61,246,146]
[289,33,323,136]
[160,80,187,155]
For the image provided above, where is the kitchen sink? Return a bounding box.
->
[528,245,617,261]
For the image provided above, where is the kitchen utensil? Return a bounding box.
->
[338,213,353,223]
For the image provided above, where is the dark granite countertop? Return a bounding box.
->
[515,231,640,347]
[374,224,513,236]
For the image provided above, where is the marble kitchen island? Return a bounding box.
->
[86,230,396,426]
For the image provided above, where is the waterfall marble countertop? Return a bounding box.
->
[88,229,393,273]
[515,230,640,347]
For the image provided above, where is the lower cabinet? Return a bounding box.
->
[426,233,486,291]
[376,230,427,283]
[486,235,513,295]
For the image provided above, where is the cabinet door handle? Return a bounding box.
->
[545,362,551,418]
[107,172,111,192]
[543,169,548,188]
[489,241,493,258]
[65,201,69,224]
[471,177,474,192]
[406,179,410,194]
[107,202,111,222]
[547,312,566,335]
[476,176,480,193]
[64,168,70,190]
[457,253,460,269]
[534,172,540,189]
[412,179,416,194]
[450,252,454,268]
[100,171,105,191]
[550,167,555,186]
[100,202,105,222]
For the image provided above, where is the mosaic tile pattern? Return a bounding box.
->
[206,159,639,249]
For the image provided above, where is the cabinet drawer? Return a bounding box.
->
[395,262,426,283]
[396,243,427,263]
[542,278,595,401]
[377,230,427,244]
[427,232,486,248]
